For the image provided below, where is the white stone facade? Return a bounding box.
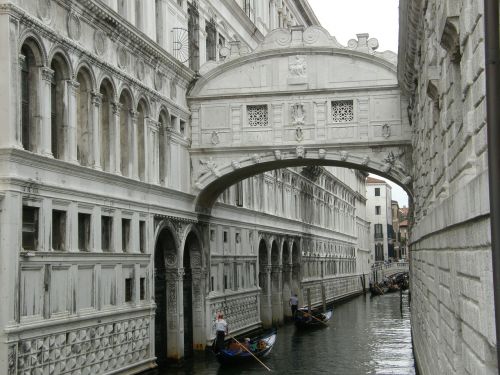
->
[0,1,373,374]
[399,0,497,373]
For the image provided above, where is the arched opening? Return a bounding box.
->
[258,239,271,326]
[76,68,93,166]
[119,90,133,177]
[50,53,70,160]
[20,41,42,152]
[137,99,147,182]
[99,79,114,172]
[154,226,176,368]
[291,241,300,301]
[158,109,169,185]
[182,231,202,357]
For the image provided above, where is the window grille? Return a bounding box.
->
[331,100,354,123]
[247,105,268,127]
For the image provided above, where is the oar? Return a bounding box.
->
[228,335,272,372]
[302,310,329,326]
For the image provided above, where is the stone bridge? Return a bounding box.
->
[372,262,410,281]
[188,26,413,213]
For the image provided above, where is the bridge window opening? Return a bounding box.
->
[247,105,269,127]
[22,206,39,251]
[331,100,354,123]
[122,218,131,252]
[375,205,381,215]
[180,119,186,136]
[375,187,380,196]
[125,277,133,302]
[140,277,146,300]
[139,220,146,253]
[236,181,244,206]
[101,215,112,252]
[78,213,91,251]
[223,231,228,243]
[52,209,66,251]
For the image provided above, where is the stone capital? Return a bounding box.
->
[41,67,54,82]
[91,92,103,106]
[111,102,122,115]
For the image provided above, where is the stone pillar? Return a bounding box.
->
[131,110,139,179]
[91,92,102,170]
[166,268,184,360]
[191,267,206,350]
[111,102,121,175]
[148,119,159,184]
[282,263,292,318]
[155,0,167,49]
[13,55,26,149]
[66,80,80,164]
[260,265,272,327]
[40,67,54,157]
[271,265,283,324]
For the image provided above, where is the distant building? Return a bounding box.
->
[391,200,400,259]
[366,177,393,263]
[399,219,408,259]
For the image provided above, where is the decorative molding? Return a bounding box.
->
[117,46,129,70]
[36,0,52,24]
[67,12,81,41]
[94,29,107,56]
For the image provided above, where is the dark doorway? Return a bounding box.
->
[154,227,176,367]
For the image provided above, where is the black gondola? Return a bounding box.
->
[212,329,277,365]
[294,308,333,328]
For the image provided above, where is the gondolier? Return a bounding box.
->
[289,294,299,316]
[213,313,228,352]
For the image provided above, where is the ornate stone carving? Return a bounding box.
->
[348,33,378,54]
[291,103,305,125]
[382,123,391,138]
[296,146,305,158]
[289,56,306,77]
[167,284,177,314]
[41,67,54,82]
[361,156,370,166]
[136,59,145,80]
[117,46,129,69]
[340,151,349,161]
[231,160,241,169]
[211,131,219,145]
[154,70,164,91]
[165,253,177,267]
[274,150,282,160]
[252,154,261,163]
[67,12,81,41]
[318,149,326,159]
[170,78,177,99]
[37,0,52,23]
[199,157,221,177]
[439,17,460,62]
[94,30,107,56]
[295,126,303,141]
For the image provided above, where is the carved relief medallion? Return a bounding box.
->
[117,46,129,70]
[37,0,52,23]
[136,59,145,80]
[165,253,177,267]
[169,79,177,100]
[94,30,107,56]
[67,12,81,41]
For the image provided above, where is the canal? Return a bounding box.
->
[147,291,415,374]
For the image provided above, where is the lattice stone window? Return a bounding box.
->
[247,105,268,127]
[331,100,354,122]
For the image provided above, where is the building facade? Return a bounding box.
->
[399,0,497,373]
[365,176,393,263]
[0,1,371,374]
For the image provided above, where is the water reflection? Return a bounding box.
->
[146,291,415,374]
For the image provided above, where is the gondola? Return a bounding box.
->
[294,308,333,328]
[213,329,277,365]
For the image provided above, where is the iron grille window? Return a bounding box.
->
[247,105,268,127]
[331,100,354,123]
[205,19,216,62]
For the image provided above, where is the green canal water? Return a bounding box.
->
[147,291,416,374]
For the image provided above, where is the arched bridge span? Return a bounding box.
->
[188,26,413,213]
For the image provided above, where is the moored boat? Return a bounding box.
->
[294,308,333,328]
[213,329,277,365]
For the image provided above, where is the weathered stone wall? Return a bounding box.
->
[399,0,497,373]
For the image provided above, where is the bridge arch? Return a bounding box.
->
[188,26,413,214]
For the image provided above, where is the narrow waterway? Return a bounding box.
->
[148,291,415,374]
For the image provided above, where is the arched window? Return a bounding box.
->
[76,68,93,166]
[158,109,169,185]
[20,43,41,152]
[99,79,114,171]
[50,54,70,160]
[137,99,147,182]
[119,90,133,177]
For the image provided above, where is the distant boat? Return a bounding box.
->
[213,329,277,365]
[294,308,333,328]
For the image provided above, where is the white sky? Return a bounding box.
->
[307,0,400,53]
[307,1,407,207]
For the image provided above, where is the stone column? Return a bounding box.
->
[13,55,26,149]
[166,268,184,360]
[282,263,292,318]
[191,267,206,350]
[148,119,159,184]
[111,102,121,175]
[66,80,80,164]
[131,110,138,179]
[91,92,102,170]
[259,265,273,327]
[271,265,283,324]
[40,67,54,157]
[155,0,167,49]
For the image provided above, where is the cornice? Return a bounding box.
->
[220,0,264,43]
[291,0,320,26]
[397,0,424,95]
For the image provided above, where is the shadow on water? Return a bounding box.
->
[143,291,415,375]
